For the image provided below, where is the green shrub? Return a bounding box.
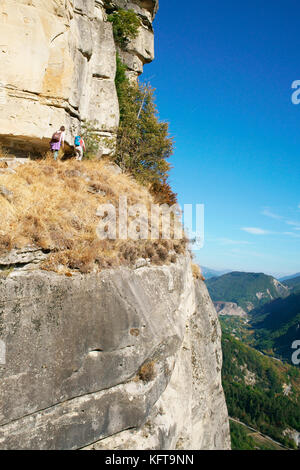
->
[81,120,101,160]
[115,52,128,101]
[113,79,175,195]
[113,40,177,203]
[108,9,140,48]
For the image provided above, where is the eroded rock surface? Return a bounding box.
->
[214,301,247,318]
[84,281,231,450]
[0,255,230,450]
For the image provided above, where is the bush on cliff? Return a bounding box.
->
[115,81,173,183]
[113,68,177,204]
[108,9,140,48]
[81,120,101,160]
[115,53,128,99]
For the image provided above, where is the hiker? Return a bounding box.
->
[74,134,86,161]
[50,126,65,160]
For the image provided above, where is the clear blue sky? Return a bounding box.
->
[142,0,300,276]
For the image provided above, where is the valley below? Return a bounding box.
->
[205,269,300,450]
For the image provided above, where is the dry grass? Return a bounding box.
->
[192,263,205,280]
[0,144,12,160]
[0,156,187,273]
[138,361,156,383]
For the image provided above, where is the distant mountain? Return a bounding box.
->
[200,266,231,279]
[251,293,300,362]
[282,276,300,294]
[206,271,289,312]
[279,273,300,282]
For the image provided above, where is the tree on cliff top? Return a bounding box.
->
[113,73,177,204]
[108,9,177,204]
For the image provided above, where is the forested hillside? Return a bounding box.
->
[250,293,300,361]
[283,276,300,294]
[207,272,288,312]
[222,332,300,449]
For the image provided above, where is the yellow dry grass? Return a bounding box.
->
[0,144,12,160]
[0,156,187,273]
[138,361,156,383]
[191,263,205,280]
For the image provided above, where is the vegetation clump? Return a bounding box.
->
[113,62,177,205]
[108,9,140,48]
[138,361,156,383]
[115,52,128,100]
[81,120,102,160]
[191,263,205,280]
[115,80,173,183]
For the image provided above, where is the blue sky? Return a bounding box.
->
[142,0,300,276]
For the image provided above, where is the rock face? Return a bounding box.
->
[0,254,230,450]
[0,0,157,155]
[214,301,247,318]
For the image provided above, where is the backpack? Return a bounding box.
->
[74,136,81,147]
[51,131,61,143]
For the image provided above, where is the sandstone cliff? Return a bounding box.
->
[0,253,230,450]
[0,0,157,155]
